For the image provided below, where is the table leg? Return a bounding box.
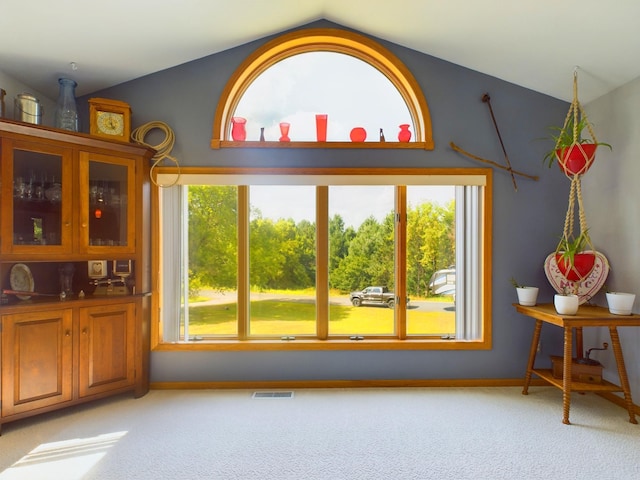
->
[523,320,542,395]
[609,326,638,424]
[562,327,573,425]
[575,327,584,359]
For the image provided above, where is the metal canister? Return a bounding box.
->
[14,93,43,125]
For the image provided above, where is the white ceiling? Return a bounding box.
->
[1,0,639,103]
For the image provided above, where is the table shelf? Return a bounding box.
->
[532,368,623,393]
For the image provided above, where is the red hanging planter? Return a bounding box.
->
[556,143,597,176]
[555,250,596,282]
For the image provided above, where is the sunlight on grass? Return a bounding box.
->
[185,300,454,337]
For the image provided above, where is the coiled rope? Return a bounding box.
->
[130,121,181,187]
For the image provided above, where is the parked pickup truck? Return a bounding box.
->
[349,286,408,309]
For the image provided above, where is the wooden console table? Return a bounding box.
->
[515,303,639,425]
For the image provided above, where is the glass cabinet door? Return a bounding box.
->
[1,139,73,254]
[79,152,135,254]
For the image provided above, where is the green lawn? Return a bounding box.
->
[184,298,455,337]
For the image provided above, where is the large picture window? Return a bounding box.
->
[157,168,492,350]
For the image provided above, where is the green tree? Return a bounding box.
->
[293,219,317,288]
[188,186,237,294]
[406,200,455,297]
[331,215,394,291]
[329,214,355,273]
[249,216,284,289]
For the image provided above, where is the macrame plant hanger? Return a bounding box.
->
[555,69,598,287]
[556,172,595,284]
[555,69,599,178]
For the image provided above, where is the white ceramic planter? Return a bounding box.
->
[554,294,579,315]
[606,292,636,315]
[516,287,539,306]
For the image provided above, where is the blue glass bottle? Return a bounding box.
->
[55,78,79,131]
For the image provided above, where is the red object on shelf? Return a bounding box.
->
[94,208,102,219]
[350,127,366,142]
[315,114,327,142]
[398,124,412,142]
[279,122,290,142]
[556,143,597,176]
[231,117,247,141]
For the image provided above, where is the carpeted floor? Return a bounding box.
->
[0,387,638,479]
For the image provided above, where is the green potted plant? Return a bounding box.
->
[555,229,596,282]
[542,114,611,176]
[511,277,539,306]
[554,286,580,315]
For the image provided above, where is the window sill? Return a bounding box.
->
[211,140,434,150]
[153,338,490,352]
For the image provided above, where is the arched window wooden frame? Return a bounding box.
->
[211,28,434,150]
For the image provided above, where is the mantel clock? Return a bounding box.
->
[88,97,131,141]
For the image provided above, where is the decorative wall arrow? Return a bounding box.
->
[450,92,538,191]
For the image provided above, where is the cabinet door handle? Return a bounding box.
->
[65,330,71,337]
[82,328,88,335]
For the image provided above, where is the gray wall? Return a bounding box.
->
[81,21,577,384]
[582,76,640,401]
[0,71,56,125]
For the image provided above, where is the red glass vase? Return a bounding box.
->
[279,122,290,142]
[231,117,247,141]
[398,124,412,142]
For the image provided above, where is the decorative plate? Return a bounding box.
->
[544,251,609,305]
[10,263,34,300]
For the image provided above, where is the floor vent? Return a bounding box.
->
[252,391,294,399]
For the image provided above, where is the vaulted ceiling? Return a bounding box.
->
[1,0,638,103]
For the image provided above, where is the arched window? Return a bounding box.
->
[211,28,433,149]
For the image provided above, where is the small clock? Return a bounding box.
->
[89,97,131,141]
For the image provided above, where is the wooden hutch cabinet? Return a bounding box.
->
[0,119,155,432]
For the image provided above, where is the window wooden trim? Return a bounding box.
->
[151,167,492,352]
[211,28,434,150]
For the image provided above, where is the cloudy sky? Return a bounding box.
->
[237,51,453,228]
[250,185,454,228]
[235,51,413,142]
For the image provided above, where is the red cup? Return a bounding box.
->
[315,114,327,142]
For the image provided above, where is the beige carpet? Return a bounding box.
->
[0,387,638,479]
